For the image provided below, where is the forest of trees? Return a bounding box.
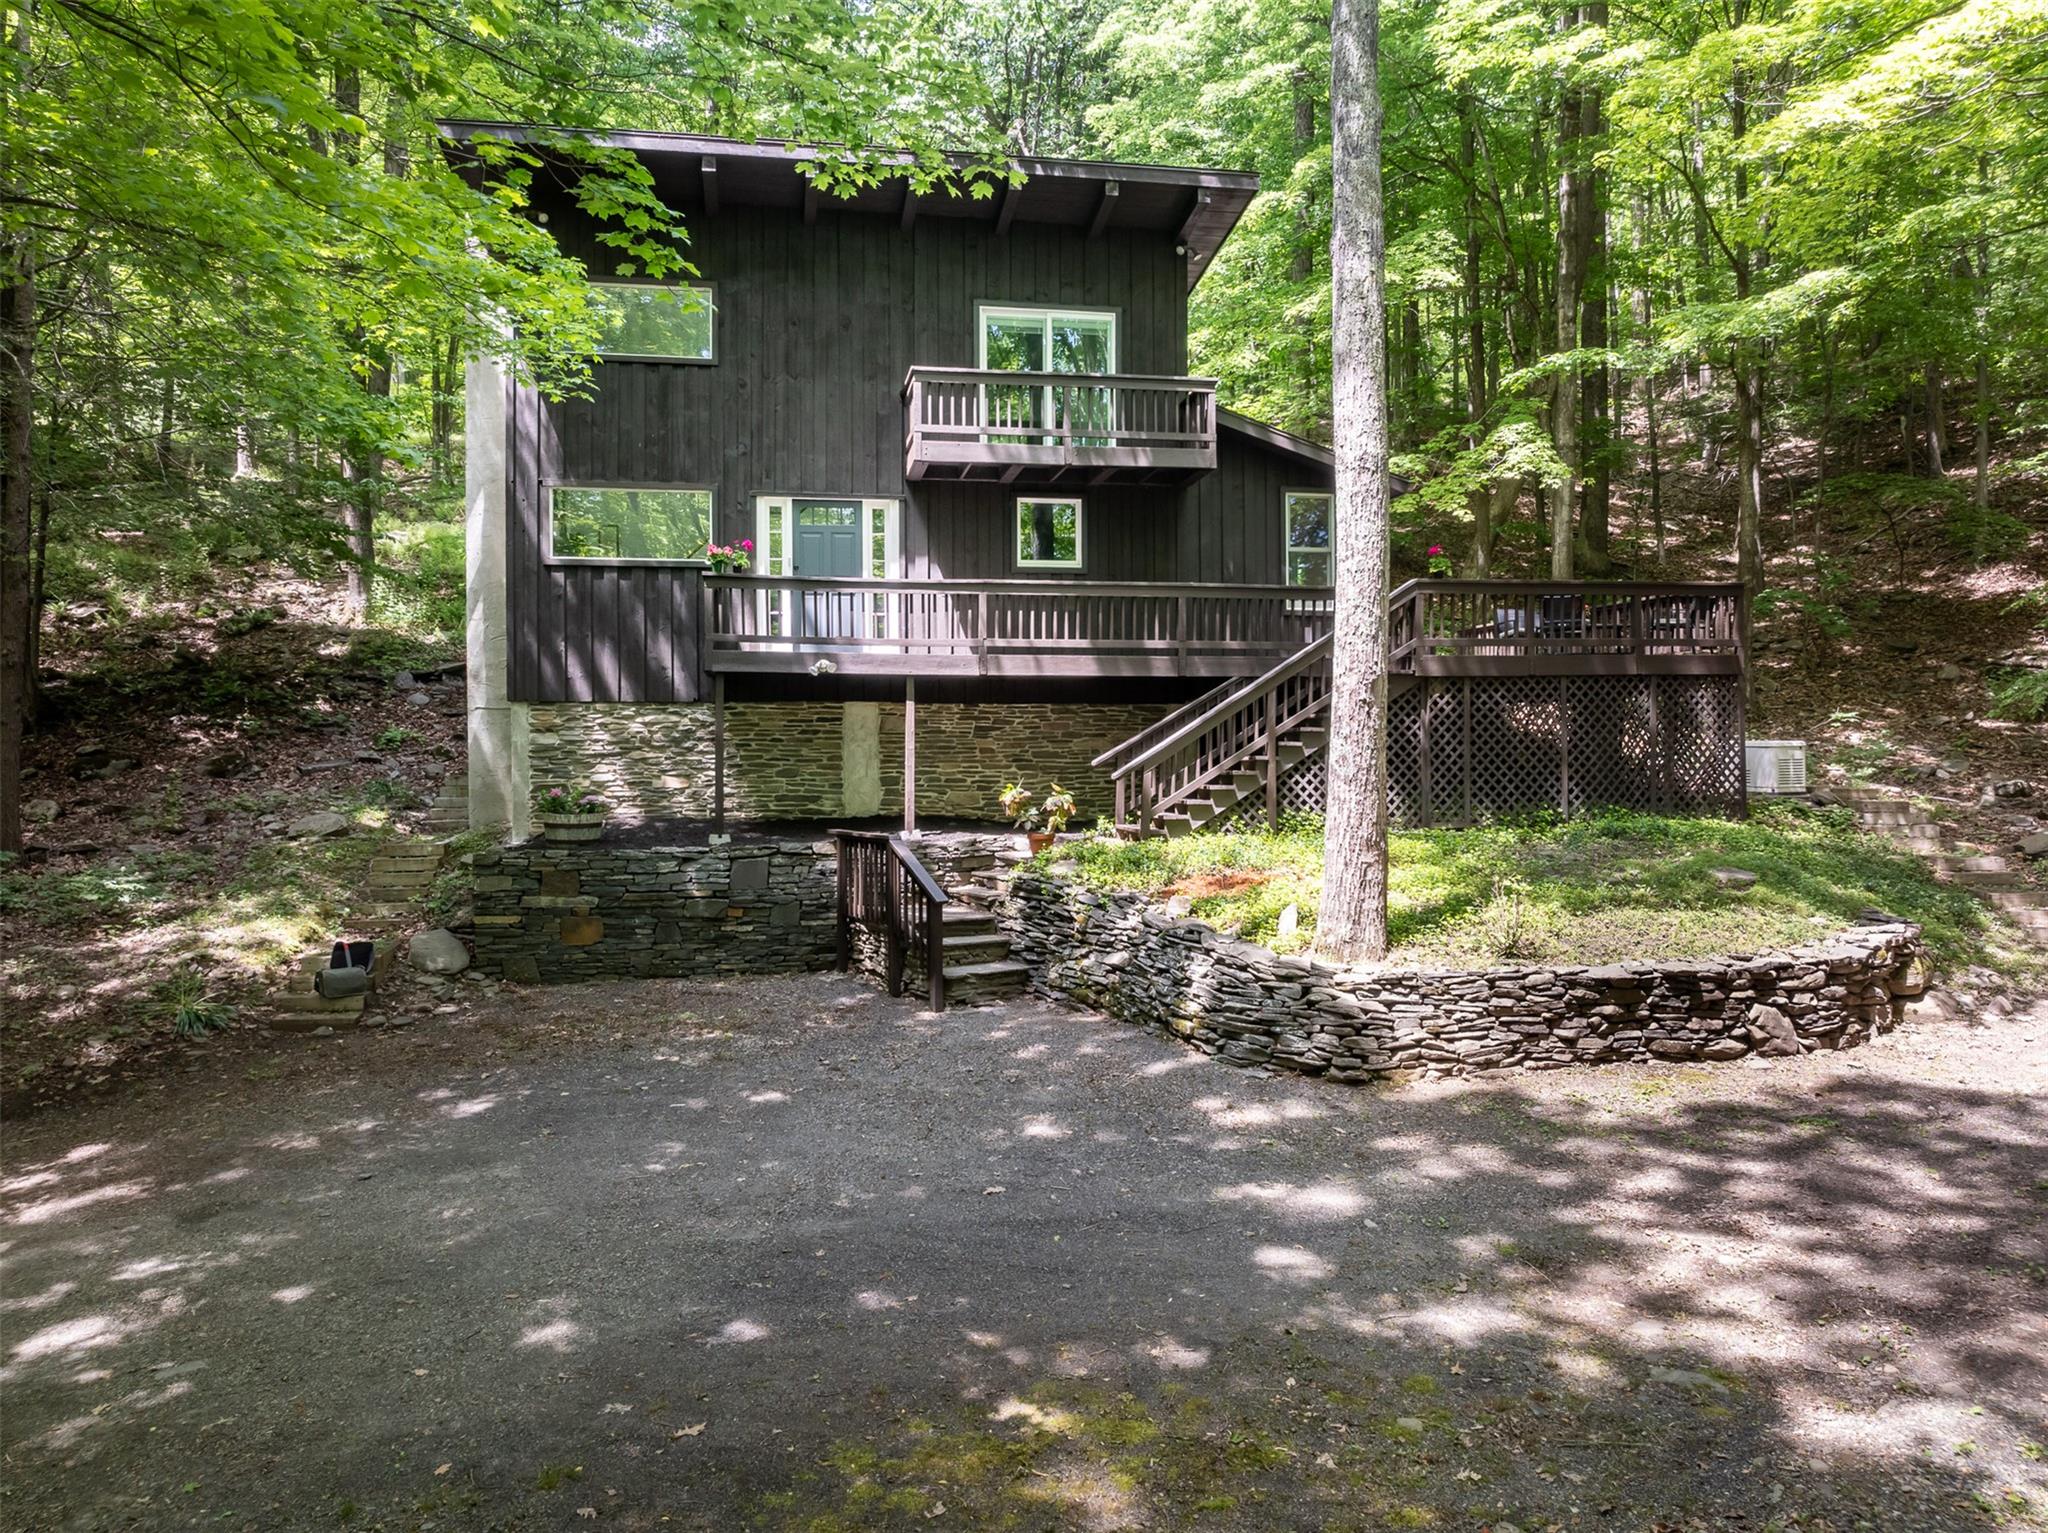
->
[3,0,2044,853]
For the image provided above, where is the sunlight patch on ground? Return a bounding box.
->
[1212,1179,1369,1221]
[707,1317,769,1345]
[1253,1244,1335,1282]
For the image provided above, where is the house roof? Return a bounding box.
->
[436,120,1258,291]
[1217,408,1415,496]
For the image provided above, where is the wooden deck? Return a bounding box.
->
[903,367,1218,487]
[705,576,1334,679]
[705,576,1744,684]
[1390,580,1746,677]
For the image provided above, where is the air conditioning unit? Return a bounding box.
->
[1746,739,1809,796]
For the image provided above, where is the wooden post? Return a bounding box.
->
[975,591,989,675]
[903,677,918,835]
[926,892,946,1011]
[712,673,726,835]
[834,834,849,971]
[1265,693,1280,830]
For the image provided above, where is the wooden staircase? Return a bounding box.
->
[833,832,1029,1009]
[1099,636,1417,838]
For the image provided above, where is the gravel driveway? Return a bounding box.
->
[4,974,2045,1532]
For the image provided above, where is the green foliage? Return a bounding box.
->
[158,972,237,1037]
[1988,667,2048,723]
[1052,805,2011,968]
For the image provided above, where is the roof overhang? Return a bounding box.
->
[436,120,1257,292]
[1218,408,1414,496]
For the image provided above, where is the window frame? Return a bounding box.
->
[543,480,715,567]
[1282,487,1335,588]
[1013,495,1086,573]
[590,278,718,365]
[974,302,1120,375]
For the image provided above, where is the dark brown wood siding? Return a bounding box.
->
[505,192,1331,702]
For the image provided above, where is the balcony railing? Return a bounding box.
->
[705,576,1331,679]
[903,367,1218,487]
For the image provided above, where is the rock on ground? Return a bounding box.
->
[406,927,470,974]
[285,810,352,839]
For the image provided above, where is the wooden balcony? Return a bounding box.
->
[1390,580,1745,676]
[903,367,1218,488]
[705,576,1332,679]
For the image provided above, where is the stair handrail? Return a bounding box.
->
[1091,677,1244,776]
[832,830,950,1010]
[1115,633,1333,785]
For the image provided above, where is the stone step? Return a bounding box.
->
[1983,888,2048,910]
[942,932,1014,965]
[941,905,998,932]
[1931,854,2008,873]
[271,991,366,1017]
[1951,869,2025,889]
[946,883,1006,905]
[941,959,1031,1003]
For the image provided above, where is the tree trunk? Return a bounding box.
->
[1316,0,1390,966]
[1974,164,1992,513]
[1550,15,1587,580]
[1730,57,1764,603]
[1576,0,1610,571]
[1924,362,1946,479]
[0,230,31,857]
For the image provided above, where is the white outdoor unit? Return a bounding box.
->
[1746,739,1809,796]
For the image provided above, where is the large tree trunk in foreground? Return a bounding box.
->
[1315,0,1391,966]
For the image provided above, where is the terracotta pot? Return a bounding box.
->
[1026,831,1057,855]
[540,811,606,843]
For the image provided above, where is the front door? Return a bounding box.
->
[792,500,865,638]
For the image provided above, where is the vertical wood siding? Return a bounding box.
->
[506,193,1329,703]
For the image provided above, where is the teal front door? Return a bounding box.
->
[792,500,864,638]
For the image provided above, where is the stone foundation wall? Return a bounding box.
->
[524,702,1167,826]
[1004,873,1928,1081]
[472,840,837,983]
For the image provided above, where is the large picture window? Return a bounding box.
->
[1016,497,1083,570]
[1284,491,1333,586]
[978,305,1117,445]
[548,485,712,563]
[592,281,716,362]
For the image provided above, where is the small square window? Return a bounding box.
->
[549,486,711,562]
[592,282,715,362]
[1285,492,1332,587]
[1016,497,1083,570]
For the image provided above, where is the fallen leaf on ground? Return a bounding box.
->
[670,1422,707,1438]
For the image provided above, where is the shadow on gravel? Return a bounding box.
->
[2,990,2043,1531]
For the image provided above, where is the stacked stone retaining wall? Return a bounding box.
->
[1004,872,1928,1081]
[472,840,838,984]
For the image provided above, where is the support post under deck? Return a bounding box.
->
[712,673,726,835]
[903,677,918,836]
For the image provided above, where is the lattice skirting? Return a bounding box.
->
[1276,675,1744,829]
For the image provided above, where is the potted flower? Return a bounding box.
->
[1000,782,1079,855]
[704,538,753,575]
[1426,543,1454,577]
[537,783,607,842]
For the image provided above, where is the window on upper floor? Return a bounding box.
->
[1016,497,1084,571]
[547,485,712,562]
[592,281,716,362]
[978,305,1117,376]
[1284,491,1332,586]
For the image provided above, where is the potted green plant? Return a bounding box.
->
[1000,782,1078,855]
[703,538,753,575]
[537,783,607,842]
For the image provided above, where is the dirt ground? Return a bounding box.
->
[3,975,2044,1533]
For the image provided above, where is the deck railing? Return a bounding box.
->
[904,366,1218,482]
[1389,580,1745,675]
[705,576,1334,678]
[834,830,949,1010]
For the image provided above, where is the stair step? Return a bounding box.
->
[942,933,1013,964]
[941,959,1031,1001]
[1950,869,2023,888]
[941,905,998,931]
[946,883,1006,904]
[1983,888,2048,910]
[272,991,366,1016]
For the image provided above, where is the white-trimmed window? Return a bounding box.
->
[753,495,899,635]
[592,281,716,362]
[547,484,712,563]
[1016,497,1083,570]
[1284,491,1333,586]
